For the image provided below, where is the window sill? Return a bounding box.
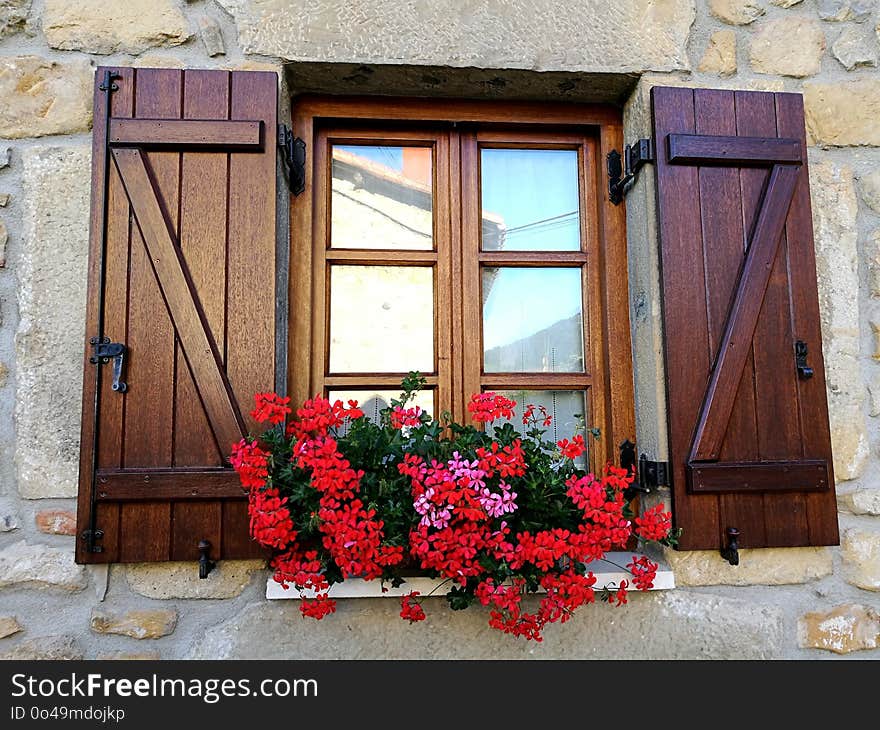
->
[265,552,675,600]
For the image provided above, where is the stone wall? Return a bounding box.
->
[0,0,878,659]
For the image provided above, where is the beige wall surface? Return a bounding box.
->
[0,0,879,659]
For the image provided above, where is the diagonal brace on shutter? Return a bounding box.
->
[111,147,245,456]
[665,131,830,494]
[688,163,799,463]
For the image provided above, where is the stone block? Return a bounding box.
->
[35,509,77,536]
[0,57,92,139]
[832,26,878,70]
[840,489,880,515]
[0,540,87,591]
[858,169,880,213]
[698,30,737,77]
[710,0,765,25]
[0,0,30,39]
[750,18,826,77]
[125,560,265,599]
[799,604,880,653]
[0,616,23,639]
[43,0,191,55]
[805,80,880,147]
[198,15,225,57]
[215,0,696,74]
[16,146,91,499]
[0,635,83,660]
[841,529,880,591]
[818,0,876,22]
[90,608,178,639]
[189,590,785,659]
[810,158,867,481]
[663,547,832,586]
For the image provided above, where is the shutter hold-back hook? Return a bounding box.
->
[720,527,740,566]
[198,540,216,579]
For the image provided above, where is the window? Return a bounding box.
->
[290,98,634,474]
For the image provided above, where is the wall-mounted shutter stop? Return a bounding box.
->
[278,123,306,195]
[638,453,669,492]
[608,138,654,205]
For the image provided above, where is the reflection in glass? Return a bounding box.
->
[329,265,434,373]
[328,389,435,436]
[481,148,580,251]
[483,267,584,373]
[331,145,433,250]
[494,390,590,466]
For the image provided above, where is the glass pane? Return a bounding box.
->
[480,148,580,251]
[483,267,584,373]
[328,389,435,436]
[494,390,590,466]
[331,145,433,250]
[329,265,434,373]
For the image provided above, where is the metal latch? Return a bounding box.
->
[608,138,654,205]
[638,453,669,492]
[89,336,127,393]
[278,123,306,196]
[795,340,813,380]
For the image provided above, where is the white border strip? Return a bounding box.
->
[266,552,674,599]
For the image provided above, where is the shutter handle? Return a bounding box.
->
[198,540,216,579]
[795,340,813,380]
[720,527,740,566]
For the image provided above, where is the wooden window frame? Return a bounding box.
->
[289,96,634,471]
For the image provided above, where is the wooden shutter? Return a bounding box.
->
[652,86,838,551]
[75,67,277,563]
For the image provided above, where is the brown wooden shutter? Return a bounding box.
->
[652,86,838,551]
[75,67,277,563]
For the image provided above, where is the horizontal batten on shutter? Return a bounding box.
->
[96,470,245,501]
[109,118,263,149]
[667,134,801,166]
[689,460,830,493]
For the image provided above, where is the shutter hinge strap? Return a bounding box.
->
[278,123,306,196]
[608,138,654,205]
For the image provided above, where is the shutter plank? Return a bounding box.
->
[737,91,809,548]
[118,68,181,563]
[76,68,136,563]
[222,71,277,560]
[175,70,230,470]
[653,87,721,549]
[169,69,231,561]
[775,93,839,546]
[222,501,265,560]
[693,89,766,549]
[227,72,277,434]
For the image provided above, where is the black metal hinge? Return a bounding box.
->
[278,123,306,195]
[80,529,104,553]
[608,138,654,205]
[638,453,669,492]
